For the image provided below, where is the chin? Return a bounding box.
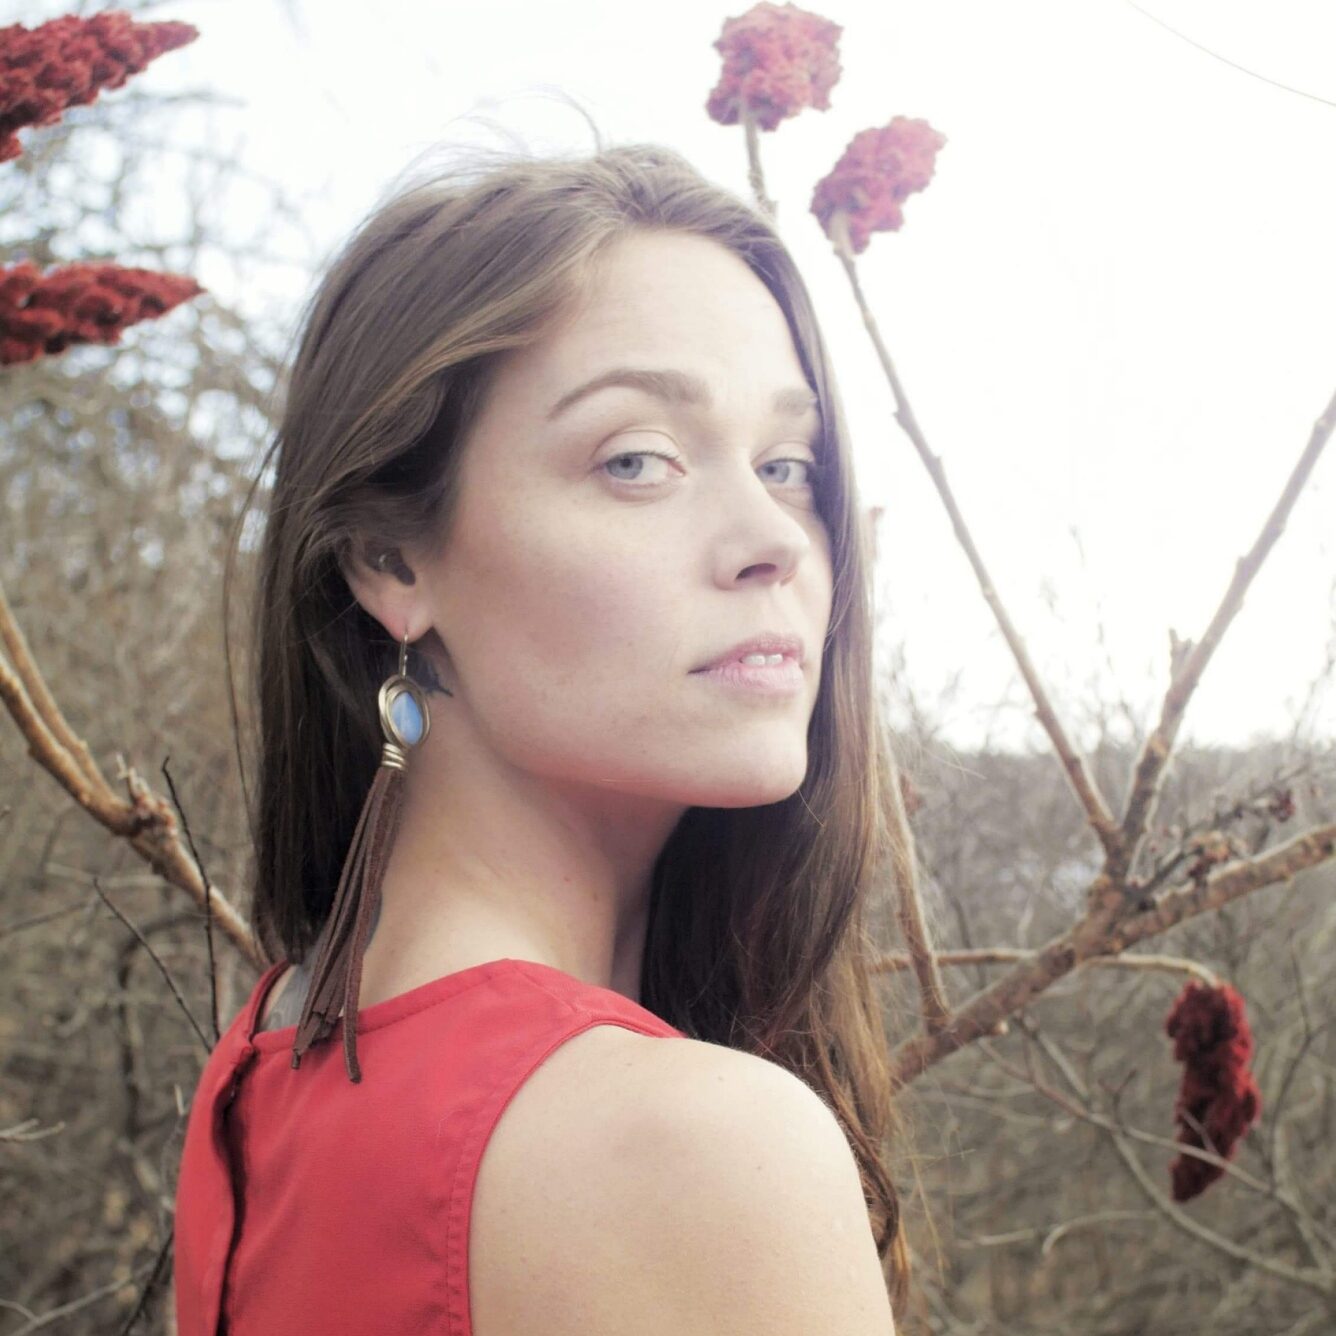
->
[683,762,809,809]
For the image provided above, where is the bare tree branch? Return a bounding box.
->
[0,576,262,967]
[977,1020,1336,1299]
[829,210,1123,856]
[875,946,1220,985]
[1110,385,1336,877]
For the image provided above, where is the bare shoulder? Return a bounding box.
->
[469,1025,895,1336]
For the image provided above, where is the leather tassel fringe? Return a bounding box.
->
[290,746,407,1082]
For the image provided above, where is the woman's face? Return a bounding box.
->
[414,228,834,810]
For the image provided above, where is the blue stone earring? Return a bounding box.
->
[380,637,428,752]
[291,628,431,1082]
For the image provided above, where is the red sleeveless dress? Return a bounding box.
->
[174,956,687,1335]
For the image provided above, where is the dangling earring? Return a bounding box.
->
[291,628,431,1082]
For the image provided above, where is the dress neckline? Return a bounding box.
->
[247,956,585,1053]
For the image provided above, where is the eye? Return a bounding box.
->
[598,439,827,492]
[601,447,683,487]
[758,457,823,489]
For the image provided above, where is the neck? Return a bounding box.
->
[344,720,685,1005]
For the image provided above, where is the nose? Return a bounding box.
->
[706,457,815,590]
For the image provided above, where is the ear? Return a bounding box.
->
[338,538,431,645]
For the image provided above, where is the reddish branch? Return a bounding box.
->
[0,259,204,365]
[0,10,198,163]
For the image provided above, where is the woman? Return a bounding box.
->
[174,141,915,1335]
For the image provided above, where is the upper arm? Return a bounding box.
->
[474,1030,896,1336]
[625,1043,896,1334]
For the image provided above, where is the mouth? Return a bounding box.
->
[689,652,805,696]
[691,633,805,674]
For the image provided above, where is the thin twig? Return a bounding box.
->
[0,1116,66,1143]
[1258,949,1332,1271]
[1104,1101,1334,1298]
[827,212,1122,855]
[980,1020,1336,1296]
[160,755,222,1043]
[1111,383,1336,883]
[740,101,776,222]
[91,876,211,1054]
[1121,0,1336,112]
[1032,1017,1336,1270]
[114,1228,173,1336]
[1,1256,160,1335]
[742,159,960,1032]
[1139,764,1310,897]
[874,947,1218,985]
[961,1208,1154,1255]
[885,752,953,1032]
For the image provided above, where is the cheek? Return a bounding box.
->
[463,543,697,789]
[443,492,691,714]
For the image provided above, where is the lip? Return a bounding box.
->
[691,656,805,697]
[691,632,805,673]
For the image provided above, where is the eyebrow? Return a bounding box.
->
[545,366,821,423]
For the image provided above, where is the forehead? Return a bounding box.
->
[497,231,809,412]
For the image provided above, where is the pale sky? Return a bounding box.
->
[21,0,1336,751]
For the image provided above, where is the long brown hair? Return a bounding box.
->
[225,140,919,1315]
